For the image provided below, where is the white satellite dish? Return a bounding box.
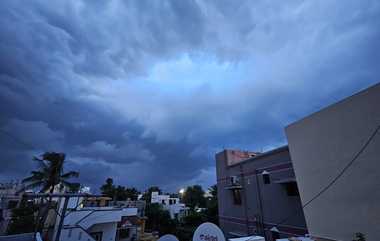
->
[158,234,179,241]
[193,222,225,241]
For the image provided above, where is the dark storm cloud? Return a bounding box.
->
[1,0,380,191]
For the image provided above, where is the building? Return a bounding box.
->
[0,182,26,235]
[285,83,380,241]
[55,196,142,241]
[151,192,189,220]
[0,232,43,241]
[216,147,308,240]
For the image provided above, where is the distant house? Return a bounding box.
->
[151,192,189,220]
[216,147,308,240]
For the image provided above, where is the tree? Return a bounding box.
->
[205,184,218,225]
[22,152,80,193]
[100,178,115,198]
[125,187,139,201]
[100,178,140,201]
[7,199,38,235]
[145,203,176,235]
[353,233,366,241]
[182,185,206,209]
[21,152,80,231]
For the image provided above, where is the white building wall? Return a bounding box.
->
[286,83,380,241]
[60,227,96,241]
[151,192,187,219]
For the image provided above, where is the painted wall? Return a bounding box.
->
[60,226,96,241]
[216,147,307,238]
[286,83,380,241]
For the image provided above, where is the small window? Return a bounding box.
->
[232,189,242,205]
[169,199,173,205]
[285,182,299,196]
[162,200,165,204]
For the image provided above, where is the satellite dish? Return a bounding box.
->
[193,222,225,241]
[158,234,179,241]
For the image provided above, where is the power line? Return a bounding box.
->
[275,124,380,228]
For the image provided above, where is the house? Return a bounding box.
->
[285,83,380,241]
[0,232,43,241]
[0,182,27,235]
[151,192,189,220]
[55,196,141,241]
[216,147,308,240]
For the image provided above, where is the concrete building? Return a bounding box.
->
[216,147,308,240]
[286,83,380,241]
[151,192,189,220]
[0,182,27,235]
[56,196,141,241]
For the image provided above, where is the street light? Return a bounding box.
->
[179,188,185,195]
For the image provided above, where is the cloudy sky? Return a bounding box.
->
[0,0,379,192]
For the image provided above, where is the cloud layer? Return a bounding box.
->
[1,0,379,192]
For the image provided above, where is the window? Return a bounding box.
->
[285,182,299,196]
[162,200,165,204]
[232,189,242,205]
[169,199,173,205]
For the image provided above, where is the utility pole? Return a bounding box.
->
[24,193,103,241]
[54,197,69,241]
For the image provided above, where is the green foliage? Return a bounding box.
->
[183,211,207,227]
[353,232,366,241]
[145,203,176,235]
[22,152,80,193]
[205,184,218,225]
[7,200,38,235]
[21,152,80,232]
[182,185,206,209]
[100,178,139,201]
[100,178,115,197]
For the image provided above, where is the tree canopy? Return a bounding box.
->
[22,152,80,193]
[100,178,139,201]
[182,185,206,209]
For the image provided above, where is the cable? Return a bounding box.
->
[274,124,380,228]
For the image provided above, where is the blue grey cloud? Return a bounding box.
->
[0,0,379,191]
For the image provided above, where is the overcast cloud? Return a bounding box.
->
[0,0,379,192]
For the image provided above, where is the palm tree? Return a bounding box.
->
[22,152,80,193]
[21,152,80,231]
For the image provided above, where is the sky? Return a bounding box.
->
[0,0,379,193]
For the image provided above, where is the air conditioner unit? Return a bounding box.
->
[230,176,240,185]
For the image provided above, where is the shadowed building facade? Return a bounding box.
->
[216,147,308,240]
